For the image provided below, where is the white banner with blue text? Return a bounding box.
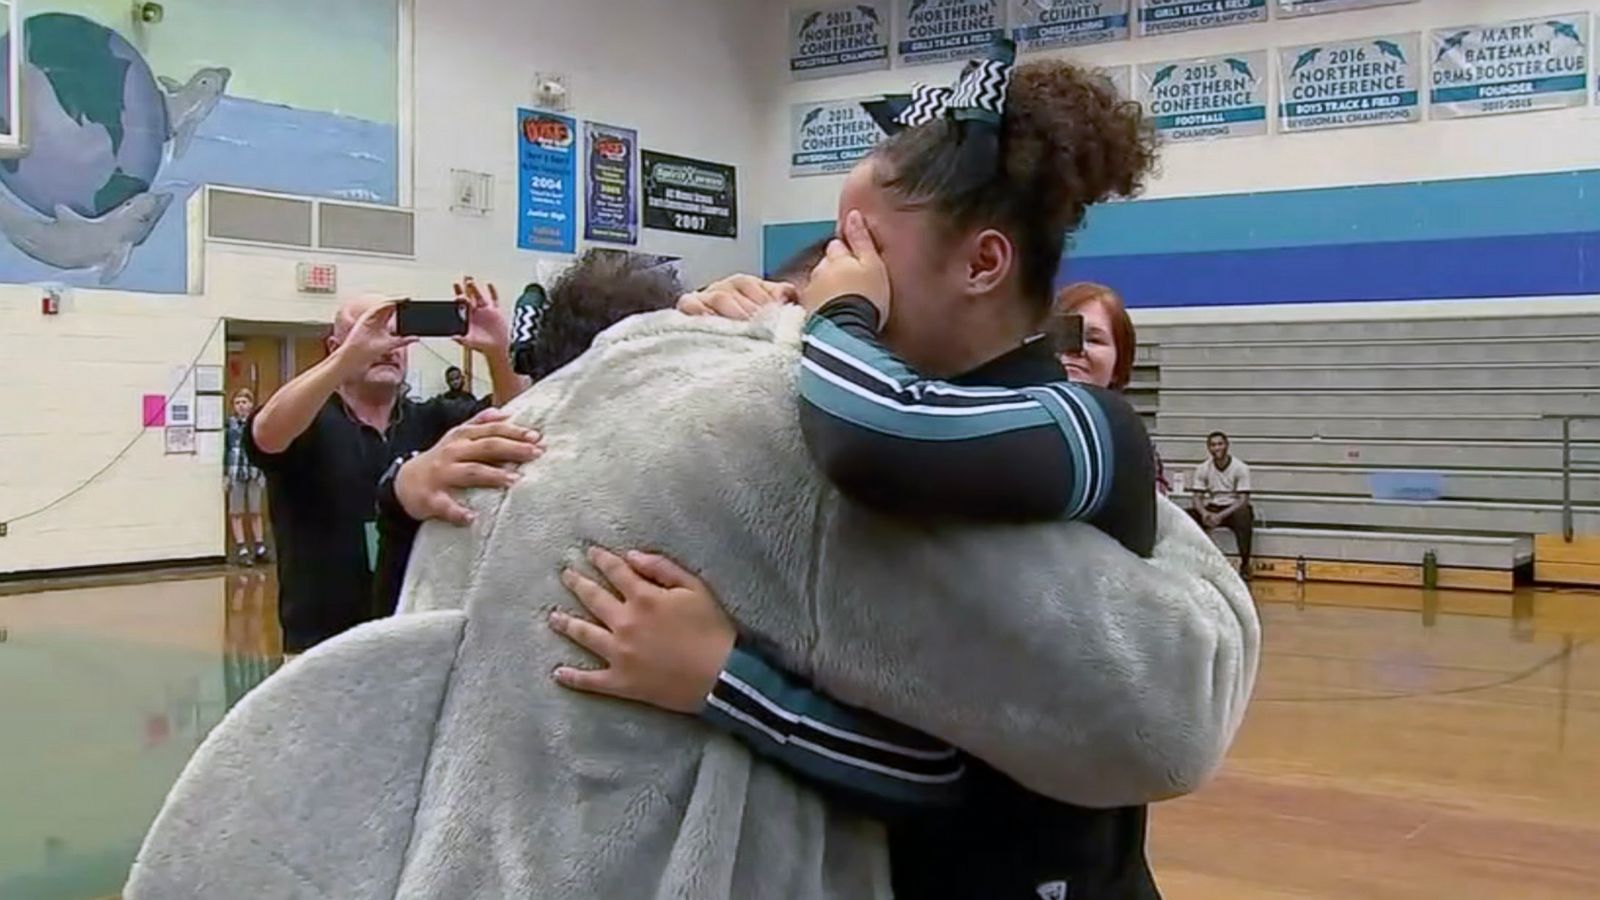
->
[1430,13,1591,119]
[1010,0,1130,53]
[1139,51,1269,142]
[896,0,1008,66]
[1137,0,1267,38]
[1279,33,1420,132]
[789,2,893,81]
[791,97,890,177]
[1276,0,1416,19]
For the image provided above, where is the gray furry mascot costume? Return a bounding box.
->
[126,306,1259,899]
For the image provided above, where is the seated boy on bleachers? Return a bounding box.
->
[1190,431,1254,577]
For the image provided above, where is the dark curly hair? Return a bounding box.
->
[769,236,833,284]
[513,249,682,381]
[874,60,1158,308]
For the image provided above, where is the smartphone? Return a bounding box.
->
[1056,312,1084,355]
[395,300,467,337]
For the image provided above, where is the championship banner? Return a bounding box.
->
[1279,33,1420,133]
[896,0,1008,67]
[1277,0,1416,18]
[1009,0,1130,53]
[583,122,638,245]
[1137,0,1266,38]
[791,98,889,177]
[1139,52,1268,142]
[516,109,577,254]
[1430,14,1590,119]
[642,151,738,239]
[789,2,892,81]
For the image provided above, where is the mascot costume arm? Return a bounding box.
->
[127,308,1258,900]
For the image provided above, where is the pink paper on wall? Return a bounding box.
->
[143,394,167,427]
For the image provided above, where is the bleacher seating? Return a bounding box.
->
[1141,312,1600,591]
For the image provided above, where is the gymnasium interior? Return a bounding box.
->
[3,1,1599,898]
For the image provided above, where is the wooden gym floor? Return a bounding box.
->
[1,572,1597,898]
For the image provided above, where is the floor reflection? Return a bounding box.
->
[0,572,280,900]
[1,575,1598,898]
[1151,582,1600,899]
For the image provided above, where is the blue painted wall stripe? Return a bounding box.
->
[1072,169,1600,257]
[1062,231,1600,307]
[763,168,1600,306]
[765,168,1600,269]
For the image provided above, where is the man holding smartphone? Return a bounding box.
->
[246,279,537,654]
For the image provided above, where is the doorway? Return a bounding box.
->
[221,321,328,562]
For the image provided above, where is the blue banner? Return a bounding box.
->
[1279,34,1421,132]
[1009,0,1130,52]
[896,0,1007,67]
[517,109,577,253]
[1431,15,1591,119]
[1139,52,1269,142]
[584,122,638,245]
[1137,0,1266,37]
[790,2,892,80]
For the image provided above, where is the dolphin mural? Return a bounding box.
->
[0,192,174,283]
[159,67,233,160]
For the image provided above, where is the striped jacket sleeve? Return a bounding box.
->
[799,296,1119,523]
[701,641,967,810]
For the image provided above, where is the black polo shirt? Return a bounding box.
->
[245,394,471,652]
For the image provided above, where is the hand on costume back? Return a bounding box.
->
[799,209,890,326]
[454,276,511,356]
[394,408,543,525]
[677,274,797,321]
[549,546,736,714]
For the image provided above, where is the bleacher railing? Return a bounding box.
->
[1546,415,1600,542]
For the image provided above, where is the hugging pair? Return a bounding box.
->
[129,47,1258,900]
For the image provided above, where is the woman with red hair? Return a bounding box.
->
[1053,282,1171,493]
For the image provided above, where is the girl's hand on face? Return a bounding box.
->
[800,210,890,327]
[548,547,736,714]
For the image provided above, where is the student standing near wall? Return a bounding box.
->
[223,389,269,566]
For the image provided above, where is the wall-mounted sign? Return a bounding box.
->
[1277,0,1417,18]
[642,151,738,239]
[1010,0,1130,52]
[516,109,578,253]
[1279,33,1421,132]
[583,122,638,245]
[1139,52,1269,142]
[790,2,892,80]
[791,97,889,177]
[1430,14,1591,119]
[1137,0,1266,38]
[896,0,1007,67]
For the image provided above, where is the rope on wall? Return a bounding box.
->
[2,317,227,528]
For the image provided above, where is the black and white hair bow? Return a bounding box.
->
[509,283,550,378]
[861,39,1016,136]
